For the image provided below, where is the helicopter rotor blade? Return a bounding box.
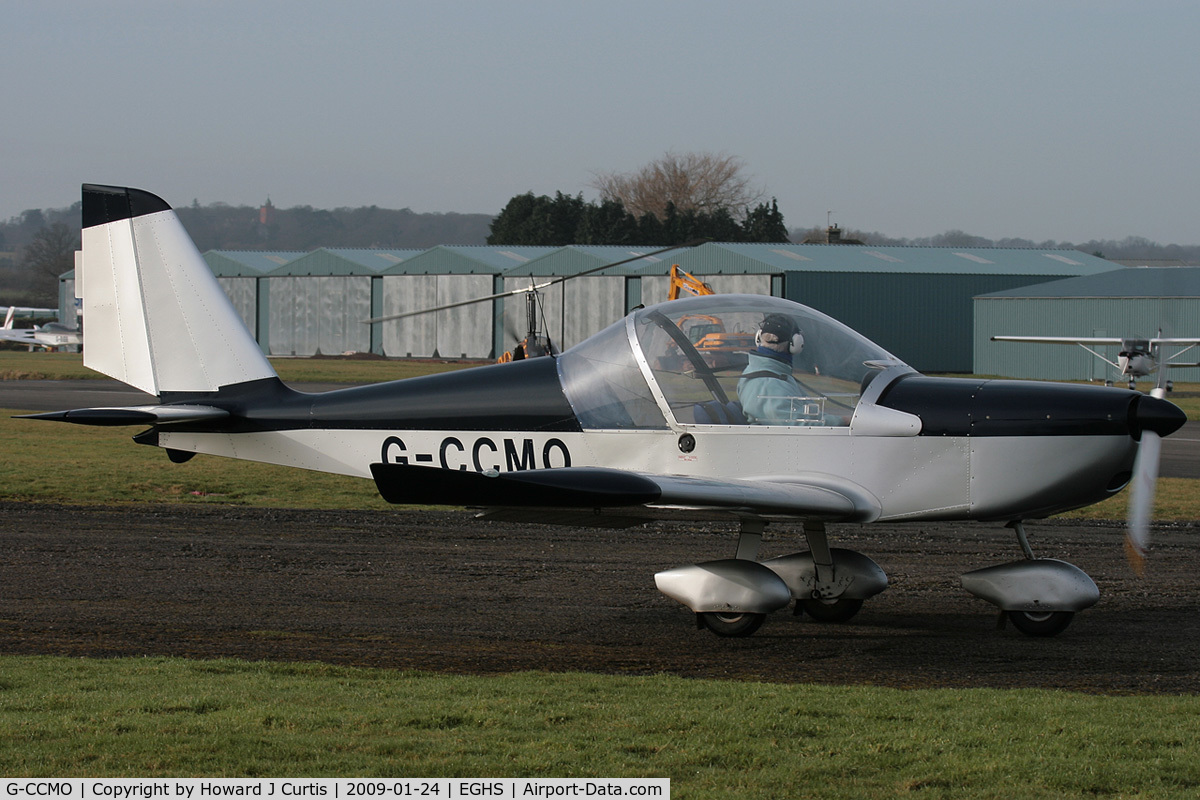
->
[362,280,558,324]
[361,240,703,325]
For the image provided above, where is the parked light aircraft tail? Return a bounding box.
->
[22,185,1189,640]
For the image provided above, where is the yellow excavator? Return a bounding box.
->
[668,265,755,360]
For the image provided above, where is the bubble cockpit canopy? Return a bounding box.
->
[557,294,908,429]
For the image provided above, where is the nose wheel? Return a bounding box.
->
[961,522,1099,637]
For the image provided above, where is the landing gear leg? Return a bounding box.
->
[797,520,865,623]
[697,519,769,637]
[735,518,764,561]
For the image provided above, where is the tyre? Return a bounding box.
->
[799,597,864,623]
[698,611,766,637]
[1007,610,1074,637]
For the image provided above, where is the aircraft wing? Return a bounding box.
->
[991,335,1123,345]
[370,463,879,522]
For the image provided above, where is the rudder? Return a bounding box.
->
[79,184,276,396]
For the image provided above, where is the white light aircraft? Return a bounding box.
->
[1,306,82,350]
[24,185,1189,639]
[992,333,1200,391]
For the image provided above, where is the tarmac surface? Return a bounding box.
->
[1,502,1198,694]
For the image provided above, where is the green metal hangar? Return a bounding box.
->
[68,242,1120,369]
[668,243,1117,372]
[261,248,421,357]
[975,267,1200,382]
[204,250,303,345]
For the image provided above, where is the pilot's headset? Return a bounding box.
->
[756,313,804,354]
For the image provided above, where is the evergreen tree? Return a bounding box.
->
[741,198,789,242]
[488,192,586,246]
[576,199,639,245]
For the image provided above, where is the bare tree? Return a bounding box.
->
[20,222,76,304]
[591,151,764,221]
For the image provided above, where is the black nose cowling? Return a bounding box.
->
[1132,394,1187,439]
[875,375,1183,439]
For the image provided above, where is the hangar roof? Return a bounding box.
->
[204,251,304,276]
[383,245,559,275]
[269,248,424,276]
[672,242,1119,276]
[978,267,1200,299]
[511,245,693,276]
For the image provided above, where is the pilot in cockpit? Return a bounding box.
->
[737,313,847,426]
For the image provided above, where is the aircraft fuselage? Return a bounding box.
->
[144,359,1163,525]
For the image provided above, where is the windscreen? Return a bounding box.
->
[632,295,904,426]
[556,317,668,429]
[557,295,905,429]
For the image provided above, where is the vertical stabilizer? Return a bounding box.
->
[79,184,276,395]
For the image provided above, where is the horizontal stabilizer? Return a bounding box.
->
[18,404,229,427]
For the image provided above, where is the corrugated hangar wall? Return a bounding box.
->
[379,274,495,358]
[500,276,629,352]
[784,272,1074,374]
[267,276,372,356]
[216,277,258,341]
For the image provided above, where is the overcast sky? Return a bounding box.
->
[4,0,1198,244]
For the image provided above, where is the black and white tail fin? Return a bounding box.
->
[79,184,276,396]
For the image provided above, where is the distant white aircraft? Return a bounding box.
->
[0,306,81,350]
[992,333,1200,391]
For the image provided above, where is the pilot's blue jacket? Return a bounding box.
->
[737,351,811,425]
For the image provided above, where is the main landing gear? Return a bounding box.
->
[655,519,888,637]
[656,519,1100,638]
[960,521,1099,637]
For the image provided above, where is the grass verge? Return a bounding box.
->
[1,409,389,508]
[2,655,1200,797]
[0,351,477,384]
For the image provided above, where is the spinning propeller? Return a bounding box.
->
[1124,365,1185,575]
[362,241,702,326]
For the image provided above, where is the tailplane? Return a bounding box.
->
[78,184,276,396]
